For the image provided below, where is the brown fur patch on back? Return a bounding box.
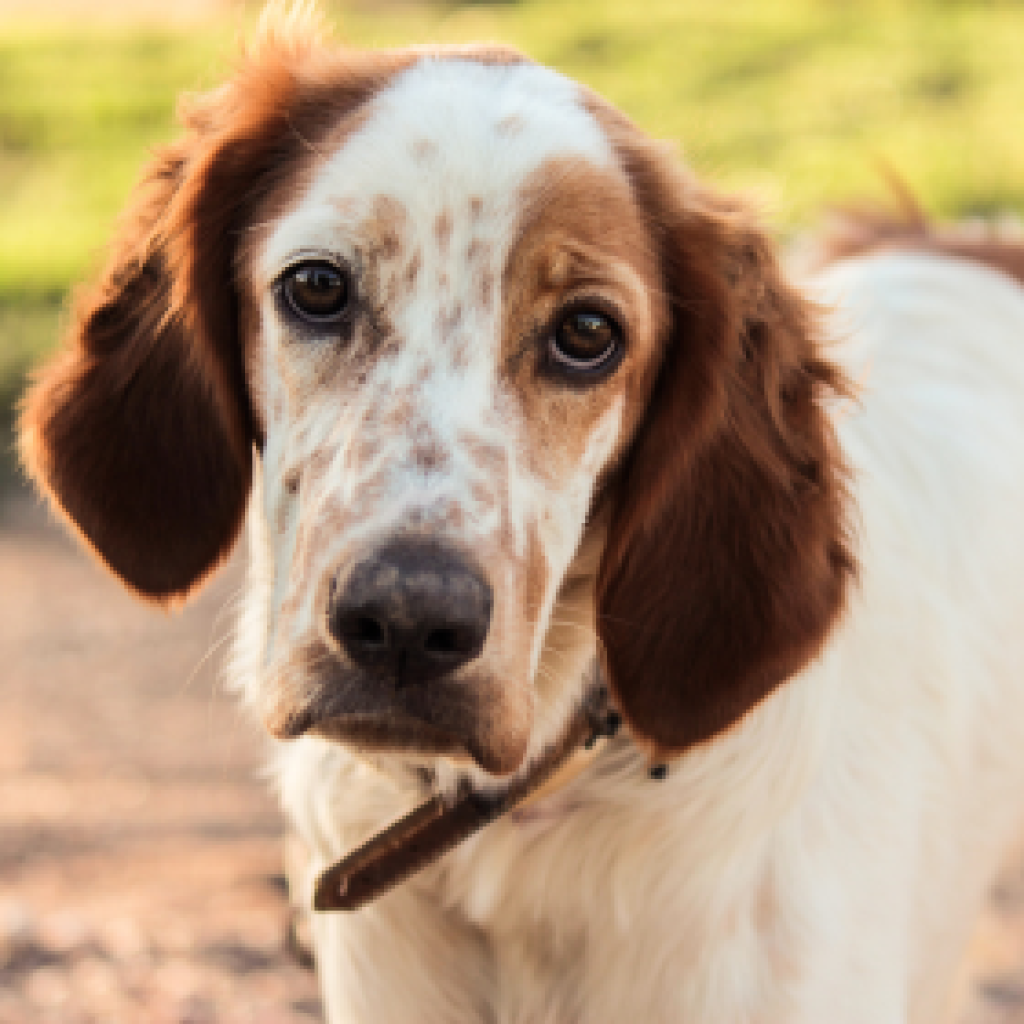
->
[813,202,1024,289]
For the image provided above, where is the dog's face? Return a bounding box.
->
[244,59,664,776]
[20,27,853,786]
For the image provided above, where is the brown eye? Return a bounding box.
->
[550,308,623,373]
[282,261,349,322]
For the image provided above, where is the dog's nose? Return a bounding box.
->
[327,541,492,688]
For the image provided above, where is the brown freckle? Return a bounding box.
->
[461,434,507,476]
[412,137,438,162]
[497,474,514,555]
[469,197,484,220]
[382,398,414,431]
[451,339,469,371]
[381,232,400,261]
[404,249,422,289]
[470,479,493,511]
[354,437,379,470]
[284,471,301,495]
[368,196,406,262]
[413,438,450,472]
[466,238,492,265]
[436,302,464,339]
[478,268,495,310]
[307,448,334,485]
[439,271,450,290]
[435,211,453,253]
[497,114,525,137]
[445,503,466,530]
[275,499,290,537]
[323,497,348,534]
[331,197,359,217]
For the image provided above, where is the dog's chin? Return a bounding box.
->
[310,713,470,764]
[272,705,528,778]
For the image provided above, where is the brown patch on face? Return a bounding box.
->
[469,197,484,220]
[497,113,525,137]
[500,155,663,479]
[434,210,454,254]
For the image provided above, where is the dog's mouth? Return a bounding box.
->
[266,663,532,777]
[309,712,474,766]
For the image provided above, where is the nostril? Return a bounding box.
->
[332,611,391,657]
[354,616,388,652]
[424,626,463,656]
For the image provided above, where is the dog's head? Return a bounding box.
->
[20,20,853,785]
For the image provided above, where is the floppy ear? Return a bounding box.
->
[19,29,400,603]
[595,135,855,758]
[18,127,253,602]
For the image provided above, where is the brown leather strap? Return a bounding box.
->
[314,688,611,912]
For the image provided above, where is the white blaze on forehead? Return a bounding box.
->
[258,57,623,551]
[260,57,617,281]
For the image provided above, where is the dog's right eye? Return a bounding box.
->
[281,261,350,323]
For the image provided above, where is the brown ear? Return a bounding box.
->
[596,135,855,758]
[19,30,402,603]
[18,124,255,602]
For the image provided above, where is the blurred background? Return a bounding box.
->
[2,1,1024,1021]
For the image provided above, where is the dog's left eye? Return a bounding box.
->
[549,308,623,374]
[281,261,350,323]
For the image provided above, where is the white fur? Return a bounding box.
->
[230,58,1024,1024]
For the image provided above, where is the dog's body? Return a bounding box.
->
[18,15,1024,1022]
[268,249,1024,1024]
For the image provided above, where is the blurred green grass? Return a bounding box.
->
[2,0,1024,479]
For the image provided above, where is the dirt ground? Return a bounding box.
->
[0,486,322,1023]
[4,480,1024,1023]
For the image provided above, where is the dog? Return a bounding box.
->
[19,12,1024,1023]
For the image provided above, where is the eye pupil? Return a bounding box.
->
[284,261,349,320]
[552,308,621,372]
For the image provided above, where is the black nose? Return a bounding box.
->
[327,541,492,688]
